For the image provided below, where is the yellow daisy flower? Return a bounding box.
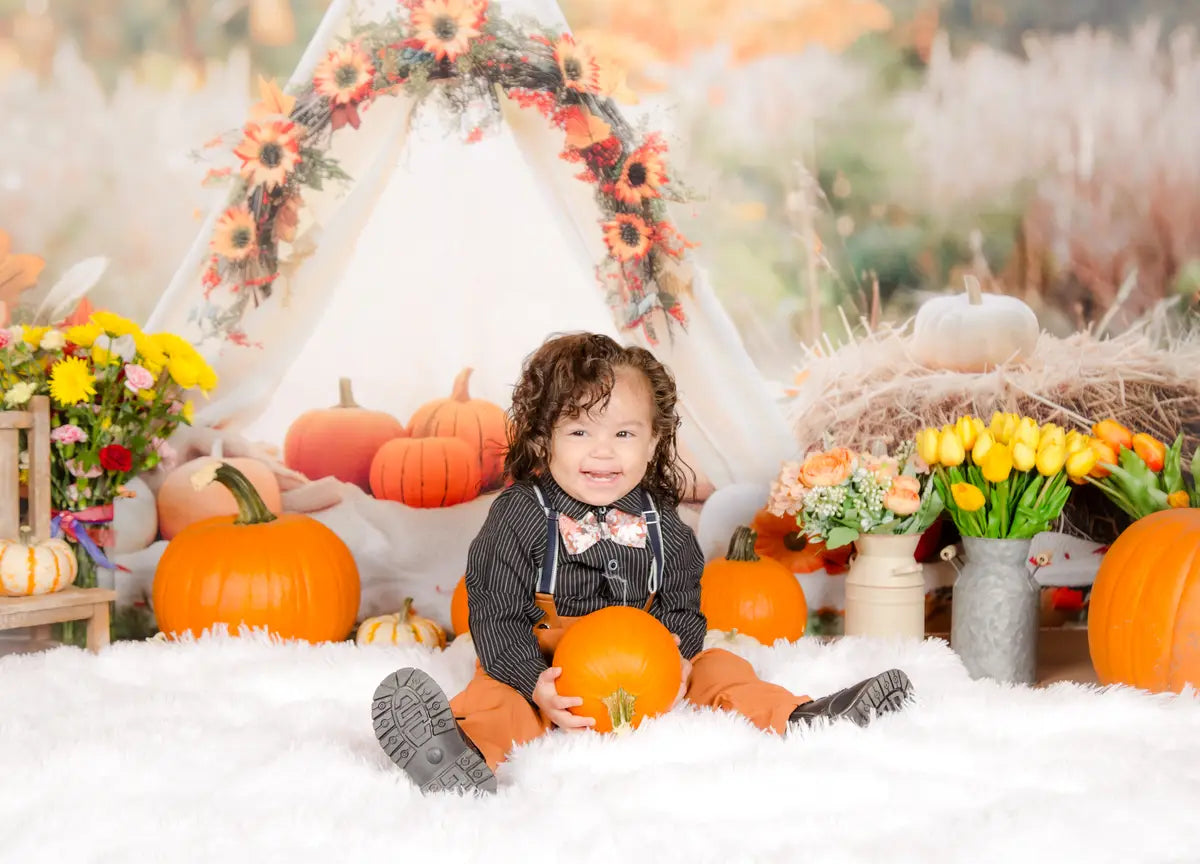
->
[22,325,49,348]
[90,311,141,337]
[182,400,195,423]
[167,354,201,389]
[134,332,167,373]
[65,323,103,348]
[49,356,96,406]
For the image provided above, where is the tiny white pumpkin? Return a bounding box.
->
[356,599,446,649]
[0,535,78,596]
[911,275,1039,372]
[111,476,158,554]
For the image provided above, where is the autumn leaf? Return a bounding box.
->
[0,229,45,306]
[250,75,297,120]
[563,108,612,150]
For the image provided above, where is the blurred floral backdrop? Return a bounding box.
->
[3,0,1198,379]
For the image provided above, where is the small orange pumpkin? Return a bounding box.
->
[369,436,481,508]
[156,440,282,540]
[553,606,682,734]
[284,377,407,492]
[152,463,361,643]
[407,368,509,492]
[450,574,470,636]
[751,509,852,574]
[701,525,808,645]
[356,599,447,648]
[1088,508,1200,693]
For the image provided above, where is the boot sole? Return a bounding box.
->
[372,668,497,794]
[841,668,913,726]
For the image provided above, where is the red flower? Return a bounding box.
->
[98,444,133,473]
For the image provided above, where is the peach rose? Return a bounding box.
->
[862,455,899,482]
[883,474,921,516]
[799,447,856,487]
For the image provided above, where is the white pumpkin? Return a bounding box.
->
[0,536,77,596]
[111,477,158,554]
[911,275,1039,372]
[356,599,446,648]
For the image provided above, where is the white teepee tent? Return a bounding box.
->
[145,0,793,490]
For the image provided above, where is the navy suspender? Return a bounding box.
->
[532,484,664,599]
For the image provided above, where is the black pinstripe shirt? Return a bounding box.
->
[464,476,708,700]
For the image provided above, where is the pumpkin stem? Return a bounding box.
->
[451,368,473,402]
[601,687,637,735]
[336,377,360,408]
[964,274,983,305]
[209,463,277,525]
[726,526,761,562]
[401,597,414,618]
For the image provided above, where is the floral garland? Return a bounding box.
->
[200,0,694,345]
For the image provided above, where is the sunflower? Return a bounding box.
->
[410,0,486,62]
[233,120,302,190]
[554,35,601,93]
[313,44,376,105]
[49,356,96,406]
[211,206,257,262]
[612,146,666,206]
[602,214,653,261]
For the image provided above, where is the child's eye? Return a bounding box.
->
[616,431,633,438]
[568,430,586,437]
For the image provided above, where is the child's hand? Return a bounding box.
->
[671,634,693,709]
[532,667,596,731]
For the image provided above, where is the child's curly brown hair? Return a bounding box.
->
[504,332,692,507]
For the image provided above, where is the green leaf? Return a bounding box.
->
[825,526,860,549]
[1163,434,1186,495]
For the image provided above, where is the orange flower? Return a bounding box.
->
[554,34,602,93]
[1131,433,1166,472]
[210,206,257,261]
[883,474,921,516]
[410,0,486,62]
[602,214,653,261]
[612,145,666,206]
[233,120,301,189]
[1091,419,1133,452]
[1088,438,1117,478]
[1168,490,1191,508]
[313,44,375,105]
[799,448,856,487]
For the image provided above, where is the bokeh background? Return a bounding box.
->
[4,0,1199,380]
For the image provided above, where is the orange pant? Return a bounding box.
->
[449,648,809,770]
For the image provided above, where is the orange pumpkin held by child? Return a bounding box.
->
[553,606,682,734]
[153,463,360,644]
[1088,508,1200,693]
[701,525,808,645]
[369,436,481,508]
[407,368,509,492]
[284,377,407,492]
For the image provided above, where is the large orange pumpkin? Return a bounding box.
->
[450,574,470,636]
[553,606,682,734]
[407,368,509,491]
[1088,508,1200,693]
[157,440,282,540]
[751,509,852,574]
[284,377,407,492]
[701,525,808,645]
[369,436,481,508]
[153,463,361,643]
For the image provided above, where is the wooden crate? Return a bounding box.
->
[0,396,116,653]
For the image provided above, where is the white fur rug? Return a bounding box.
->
[2,635,1199,864]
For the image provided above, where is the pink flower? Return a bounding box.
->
[50,424,88,445]
[0,329,10,350]
[123,363,155,393]
[65,459,103,479]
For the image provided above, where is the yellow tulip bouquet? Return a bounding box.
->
[915,413,1098,539]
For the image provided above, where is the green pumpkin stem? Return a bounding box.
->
[726,526,760,562]
[601,687,637,735]
[211,463,277,526]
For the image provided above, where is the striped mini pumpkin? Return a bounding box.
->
[355,599,446,649]
[0,537,78,596]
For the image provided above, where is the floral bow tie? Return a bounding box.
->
[559,509,647,554]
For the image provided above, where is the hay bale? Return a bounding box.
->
[782,320,1200,544]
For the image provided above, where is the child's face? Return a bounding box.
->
[548,367,659,506]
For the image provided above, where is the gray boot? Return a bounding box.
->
[789,669,913,728]
[372,668,497,794]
